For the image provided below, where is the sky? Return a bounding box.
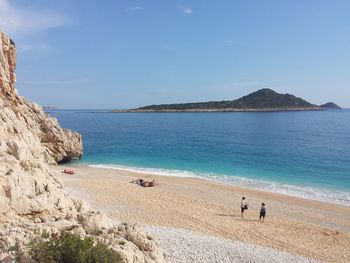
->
[0,0,349,109]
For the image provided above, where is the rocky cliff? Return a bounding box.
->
[0,32,165,262]
[0,33,16,100]
[0,33,83,164]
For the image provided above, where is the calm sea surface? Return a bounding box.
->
[50,110,350,206]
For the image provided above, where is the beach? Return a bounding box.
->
[2,2,349,262]
[52,165,350,262]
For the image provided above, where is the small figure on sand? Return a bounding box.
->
[130,178,144,185]
[241,197,248,217]
[130,178,157,187]
[62,168,75,175]
[259,203,266,223]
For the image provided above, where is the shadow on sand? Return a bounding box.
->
[216,213,240,218]
[216,214,260,222]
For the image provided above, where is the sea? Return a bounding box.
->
[49,110,350,206]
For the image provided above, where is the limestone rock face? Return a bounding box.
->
[18,98,83,164]
[0,32,166,262]
[0,33,16,100]
[0,32,83,164]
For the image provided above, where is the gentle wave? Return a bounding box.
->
[88,164,350,207]
[88,164,203,178]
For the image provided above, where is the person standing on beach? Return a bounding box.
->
[240,197,247,218]
[259,203,266,223]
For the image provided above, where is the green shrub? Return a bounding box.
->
[28,232,122,263]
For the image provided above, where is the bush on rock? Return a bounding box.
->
[28,232,122,263]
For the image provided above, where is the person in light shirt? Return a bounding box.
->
[240,197,247,218]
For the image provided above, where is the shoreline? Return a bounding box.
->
[78,163,350,207]
[52,164,350,262]
[111,107,322,113]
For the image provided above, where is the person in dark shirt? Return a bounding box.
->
[259,203,266,223]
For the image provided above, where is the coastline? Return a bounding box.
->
[52,164,350,262]
[87,164,350,207]
[111,107,322,113]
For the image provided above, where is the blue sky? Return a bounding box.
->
[1,0,349,109]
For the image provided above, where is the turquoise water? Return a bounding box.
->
[50,110,350,206]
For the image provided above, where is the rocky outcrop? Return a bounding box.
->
[19,98,83,164]
[0,32,83,164]
[319,102,342,109]
[0,31,166,262]
[0,33,16,100]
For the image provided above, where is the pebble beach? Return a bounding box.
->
[145,226,320,263]
[53,165,350,263]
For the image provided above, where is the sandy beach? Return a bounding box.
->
[52,165,350,263]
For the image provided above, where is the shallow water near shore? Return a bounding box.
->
[49,110,350,206]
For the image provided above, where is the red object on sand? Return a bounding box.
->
[63,169,74,175]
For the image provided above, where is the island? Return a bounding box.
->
[43,106,59,111]
[319,102,342,109]
[113,88,339,112]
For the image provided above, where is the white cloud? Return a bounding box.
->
[125,6,142,12]
[0,0,70,36]
[178,5,193,16]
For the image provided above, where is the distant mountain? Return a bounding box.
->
[319,102,342,109]
[123,89,321,112]
[43,106,59,111]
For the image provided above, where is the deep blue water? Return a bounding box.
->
[49,110,350,206]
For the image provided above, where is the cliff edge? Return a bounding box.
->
[0,32,165,262]
[0,34,16,100]
[0,33,83,164]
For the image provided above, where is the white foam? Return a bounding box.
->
[209,174,350,207]
[88,164,203,178]
[87,164,350,207]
